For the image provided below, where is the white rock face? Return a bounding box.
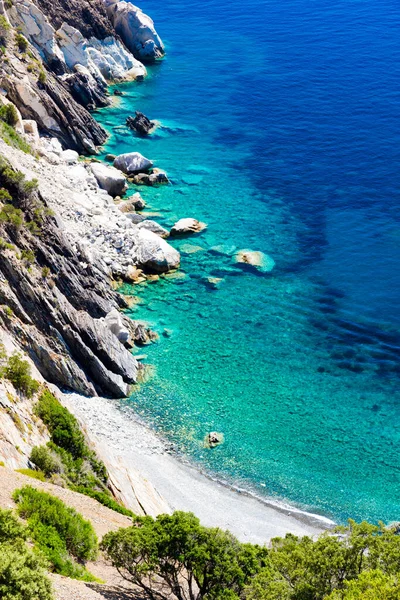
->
[131,228,180,273]
[170,218,207,236]
[113,152,153,174]
[90,162,128,197]
[22,119,40,148]
[8,0,146,82]
[14,77,61,132]
[104,0,164,62]
[8,0,66,67]
[57,23,146,82]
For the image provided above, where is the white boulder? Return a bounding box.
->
[60,149,80,164]
[113,152,153,174]
[90,162,128,197]
[104,0,164,62]
[131,228,180,273]
[170,218,207,236]
[103,308,130,343]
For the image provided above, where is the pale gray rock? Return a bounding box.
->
[137,220,169,238]
[131,228,180,273]
[170,218,207,236]
[104,0,164,62]
[90,162,128,197]
[103,308,130,343]
[60,149,79,164]
[113,151,153,174]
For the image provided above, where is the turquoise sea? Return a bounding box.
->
[96,0,400,523]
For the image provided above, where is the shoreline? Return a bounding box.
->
[62,392,334,544]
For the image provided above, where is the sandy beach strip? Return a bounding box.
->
[61,392,334,544]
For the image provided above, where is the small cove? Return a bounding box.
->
[96,0,400,524]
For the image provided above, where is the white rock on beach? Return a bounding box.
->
[131,227,180,273]
[170,218,207,236]
[113,152,153,174]
[104,0,165,62]
[90,162,128,197]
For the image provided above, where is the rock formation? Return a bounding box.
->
[113,151,153,174]
[126,111,155,135]
[90,162,128,197]
[170,218,207,236]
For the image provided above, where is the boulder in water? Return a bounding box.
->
[206,431,224,448]
[114,151,153,174]
[131,228,180,273]
[170,218,207,236]
[126,111,155,135]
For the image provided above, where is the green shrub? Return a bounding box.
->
[0,203,24,228]
[35,390,87,459]
[0,508,26,543]
[2,353,39,397]
[0,121,32,154]
[0,16,10,48]
[41,266,51,278]
[0,237,14,251]
[0,188,13,203]
[13,486,98,562]
[20,248,35,265]
[15,33,28,52]
[30,445,62,478]
[15,468,46,482]
[0,539,53,600]
[38,69,46,84]
[0,104,18,127]
[74,486,135,517]
[102,511,267,600]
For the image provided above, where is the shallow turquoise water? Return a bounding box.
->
[96,0,400,523]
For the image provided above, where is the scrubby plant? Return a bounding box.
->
[41,266,51,278]
[13,486,98,579]
[102,511,268,600]
[74,486,135,518]
[0,104,18,127]
[30,445,63,478]
[15,33,28,52]
[0,539,53,600]
[0,508,26,543]
[0,16,11,48]
[0,203,24,228]
[0,121,32,153]
[38,69,47,84]
[2,352,40,397]
[0,188,12,202]
[20,248,35,265]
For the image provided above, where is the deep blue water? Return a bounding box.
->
[96,0,400,523]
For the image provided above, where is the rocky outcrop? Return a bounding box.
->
[35,0,114,41]
[137,220,169,238]
[131,169,169,186]
[114,151,153,174]
[90,162,128,197]
[104,0,164,62]
[131,228,180,273]
[170,218,207,236]
[126,111,155,135]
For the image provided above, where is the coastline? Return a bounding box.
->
[62,392,334,544]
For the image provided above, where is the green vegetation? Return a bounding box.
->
[41,265,51,278]
[30,445,62,478]
[2,352,40,397]
[14,486,98,580]
[38,69,47,84]
[0,120,32,153]
[0,236,14,250]
[101,517,400,600]
[20,248,35,265]
[0,16,11,47]
[15,468,46,481]
[0,203,24,228]
[0,508,53,599]
[0,104,18,127]
[102,511,268,600]
[15,33,28,52]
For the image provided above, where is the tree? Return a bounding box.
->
[326,569,400,600]
[101,511,267,600]
[0,540,53,600]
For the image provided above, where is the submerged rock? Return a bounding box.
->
[170,218,207,236]
[131,168,169,186]
[90,162,128,197]
[114,151,153,174]
[234,249,275,273]
[205,432,224,448]
[131,228,180,273]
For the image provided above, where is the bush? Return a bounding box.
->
[2,352,39,397]
[101,511,267,600]
[13,486,98,566]
[74,486,135,517]
[0,16,10,47]
[0,104,18,127]
[15,33,28,52]
[41,266,51,278]
[0,203,24,228]
[0,539,53,600]
[0,508,26,543]
[20,249,35,265]
[0,121,32,154]
[0,188,12,202]
[34,390,87,459]
[30,445,62,478]
[38,69,46,84]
